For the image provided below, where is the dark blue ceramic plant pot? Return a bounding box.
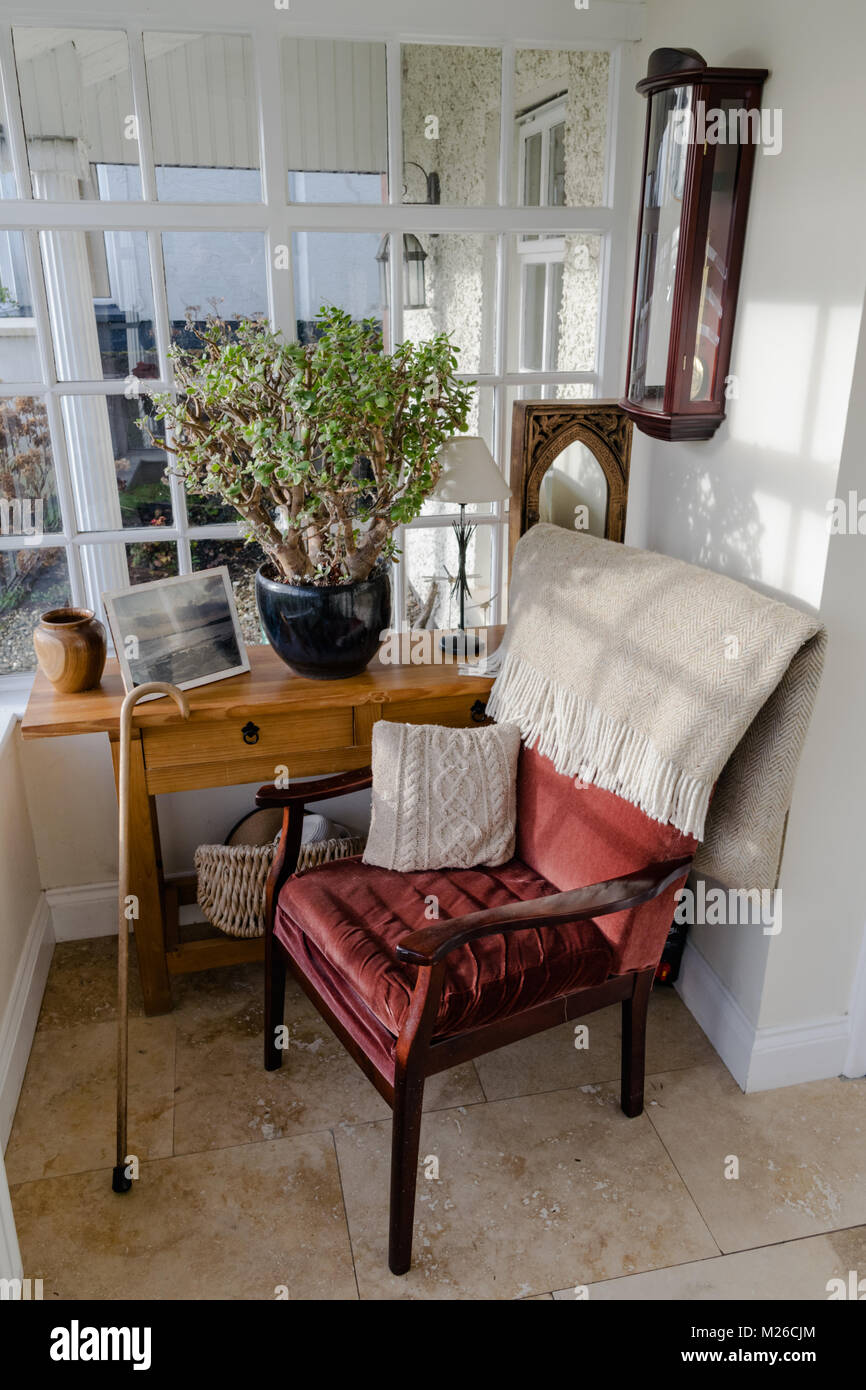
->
[255,564,391,680]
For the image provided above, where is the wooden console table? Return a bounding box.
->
[20,635,500,1015]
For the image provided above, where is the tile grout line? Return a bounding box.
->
[642,1093,724,1258]
[470,1059,488,1103]
[170,1016,178,1158]
[328,1127,362,1302]
[540,1218,866,1298]
[473,1054,713,1108]
[5,1057,715,1187]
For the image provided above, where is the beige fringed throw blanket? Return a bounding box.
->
[487,525,826,890]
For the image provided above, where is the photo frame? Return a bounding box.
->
[103,568,250,696]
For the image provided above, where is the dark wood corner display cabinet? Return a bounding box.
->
[509,398,632,565]
[621,47,768,441]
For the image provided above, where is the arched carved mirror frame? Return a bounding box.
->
[508,399,633,568]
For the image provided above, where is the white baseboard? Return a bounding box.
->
[0,895,54,1149]
[45,881,117,941]
[676,939,757,1089]
[45,878,209,942]
[747,1014,851,1092]
[0,1149,22,1283]
[677,940,850,1093]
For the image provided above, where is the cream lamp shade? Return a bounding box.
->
[433,436,512,505]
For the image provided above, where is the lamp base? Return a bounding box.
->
[440,629,480,658]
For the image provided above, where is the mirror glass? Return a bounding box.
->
[538,439,608,537]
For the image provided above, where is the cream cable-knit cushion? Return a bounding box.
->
[363,720,521,872]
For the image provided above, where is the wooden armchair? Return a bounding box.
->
[256,744,695,1275]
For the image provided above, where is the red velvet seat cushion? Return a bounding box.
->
[275,856,613,1040]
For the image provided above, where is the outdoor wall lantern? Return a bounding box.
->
[376,233,429,310]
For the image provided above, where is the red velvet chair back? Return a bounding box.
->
[516,744,696,974]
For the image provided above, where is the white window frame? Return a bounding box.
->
[0,14,633,689]
[516,93,568,250]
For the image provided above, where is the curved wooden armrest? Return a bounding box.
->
[256,768,373,808]
[396,856,693,966]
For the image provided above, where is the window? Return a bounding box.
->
[0,23,622,678]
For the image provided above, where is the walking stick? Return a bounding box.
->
[112,681,190,1195]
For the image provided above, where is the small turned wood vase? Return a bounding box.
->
[33,607,106,693]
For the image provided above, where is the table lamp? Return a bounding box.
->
[432,436,511,655]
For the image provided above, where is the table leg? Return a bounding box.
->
[109,731,172,1015]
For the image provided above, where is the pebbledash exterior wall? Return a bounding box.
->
[399,45,610,625]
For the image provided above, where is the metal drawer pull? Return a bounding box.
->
[241,721,260,745]
[470,700,488,724]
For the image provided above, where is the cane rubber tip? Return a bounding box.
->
[112,1165,133,1193]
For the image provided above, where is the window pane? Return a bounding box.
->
[61,394,171,532]
[402,45,501,206]
[0,547,70,673]
[14,28,142,201]
[523,131,542,207]
[554,382,595,400]
[510,233,600,373]
[548,122,566,207]
[186,496,239,528]
[190,538,265,646]
[284,39,387,204]
[403,524,496,632]
[420,386,497,517]
[521,263,546,370]
[513,49,609,207]
[41,230,157,381]
[0,74,18,199]
[292,232,386,345]
[0,395,61,534]
[162,232,268,347]
[124,541,177,585]
[401,233,497,374]
[144,32,261,202]
[0,232,40,381]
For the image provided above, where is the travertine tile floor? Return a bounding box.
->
[7,937,866,1300]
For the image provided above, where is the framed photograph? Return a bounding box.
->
[103,568,250,696]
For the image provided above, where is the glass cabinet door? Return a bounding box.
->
[627,85,692,410]
[686,97,742,405]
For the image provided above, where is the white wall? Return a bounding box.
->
[0,725,42,1016]
[624,0,866,1063]
[759,287,866,1037]
[19,732,117,889]
[0,718,54,1150]
[17,733,371,890]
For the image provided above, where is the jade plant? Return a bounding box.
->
[150,307,473,586]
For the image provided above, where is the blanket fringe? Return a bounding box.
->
[487,649,712,839]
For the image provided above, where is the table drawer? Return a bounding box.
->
[143,706,354,772]
[356,694,489,744]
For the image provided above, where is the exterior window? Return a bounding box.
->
[0,23,619,678]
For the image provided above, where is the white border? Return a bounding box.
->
[103,564,250,694]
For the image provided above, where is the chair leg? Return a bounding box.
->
[620,967,653,1118]
[388,1073,425,1275]
[265,941,287,1072]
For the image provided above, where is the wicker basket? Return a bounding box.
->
[194,833,365,939]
